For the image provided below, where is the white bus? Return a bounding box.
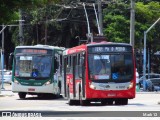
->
[12,45,65,99]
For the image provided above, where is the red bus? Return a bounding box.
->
[62,42,136,106]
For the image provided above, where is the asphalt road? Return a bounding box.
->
[0,84,160,118]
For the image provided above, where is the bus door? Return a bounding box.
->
[61,56,67,98]
[53,52,62,94]
[79,52,86,98]
[72,55,76,98]
[71,53,85,100]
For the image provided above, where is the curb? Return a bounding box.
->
[0,91,14,97]
[0,94,14,97]
[136,92,160,94]
[0,93,14,97]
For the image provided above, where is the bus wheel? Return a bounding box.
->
[115,99,128,105]
[101,99,113,105]
[108,100,113,105]
[80,99,89,106]
[101,100,107,105]
[68,99,75,105]
[56,87,61,98]
[18,92,26,99]
[67,87,75,105]
[79,92,89,106]
[122,99,128,105]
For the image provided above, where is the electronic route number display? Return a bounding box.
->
[88,46,132,53]
[16,48,52,55]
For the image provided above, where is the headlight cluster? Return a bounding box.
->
[14,79,19,84]
[89,82,96,90]
[44,80,51,85]
[128,82,134,89]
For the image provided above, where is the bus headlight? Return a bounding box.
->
[89,82,96,90]
[128,82,134,89]
[44,80,51,85]
[14,79,19,84]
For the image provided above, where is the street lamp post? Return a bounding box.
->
[143,17,160,91]
[19,9,24,45]
[1,24,5,90]
[0,24,19,90]
[97,0,103,35]
[130,0,135,48]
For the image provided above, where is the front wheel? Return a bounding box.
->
[101,99,113,105]
[67,87,77,105]
[18,92,26,99]
[56,87,61,98]
[79,91,89,106]
[115,99,128,105]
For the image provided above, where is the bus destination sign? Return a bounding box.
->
[16,49,50,54]
[89,46,132,53]
[22,49,47,54]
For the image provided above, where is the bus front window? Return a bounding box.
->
[111,54,133,81]
[15,55,52,78]
[88,54,133,82]
[88,54,111,80]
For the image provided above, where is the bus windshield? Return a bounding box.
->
[88,54,133,82]
[15,55,52,78]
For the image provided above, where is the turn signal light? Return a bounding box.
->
[128,82,134,89]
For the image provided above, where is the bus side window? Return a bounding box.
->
[75,54,80,79]
[66,56,72,74]
[59,55,62,75]
[79,53,85,78]
[54,57,58,73]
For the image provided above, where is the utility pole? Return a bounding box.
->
[130,0,135,48]
[36,22,39,44]
[45,16,47,45]
[19,9,24,45]
[0,24,19,89]
[143,17,160,91]
[97,0,103,35]
[1,24,5,90]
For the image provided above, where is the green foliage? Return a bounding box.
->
[0,0,60,24]
[103,0,130,43]
[2,0,160,50]
[11,3,63,46]
[135,1,160,44]
[103,0,160,50]
[0,0,61,46]
[104,14,130,43]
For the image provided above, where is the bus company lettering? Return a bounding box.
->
[68,48,85,54]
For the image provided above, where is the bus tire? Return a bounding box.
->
[101,100,107,105]
[79,91,89,106]
[18,92,26,99]
[56,87,61,98]
[115,99,128,105]
[67,87,75,105]
[122,99,128,105]
[108,100,113,105]
[101,99,113,105]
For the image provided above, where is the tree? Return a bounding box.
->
[103,0,160,48]
[103,0,130,43]
[0,0,60,24]
[103,0,160,73]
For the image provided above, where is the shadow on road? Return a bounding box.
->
[16,95,66,101]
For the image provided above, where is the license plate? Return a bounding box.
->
[28,88,35,92]
[108,93,116,97]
